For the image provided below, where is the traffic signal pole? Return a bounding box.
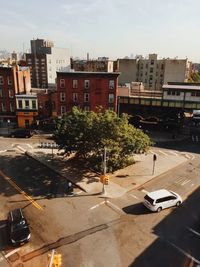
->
[102,147,107,195]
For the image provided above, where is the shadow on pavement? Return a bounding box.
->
[122,203,150,215]
[0,220,9,251]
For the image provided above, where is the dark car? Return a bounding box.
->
[8,209,31,246]
[10,129,33,138]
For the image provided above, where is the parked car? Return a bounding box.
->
[8,209,31,246]
[143,189,182,212]
[10,129,33,138]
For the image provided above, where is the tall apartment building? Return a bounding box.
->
[56,71,120,116]
[26,39,70,89]
[118,54,192,91]
[72,57,114,73]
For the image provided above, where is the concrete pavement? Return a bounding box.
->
[15,132,189,198]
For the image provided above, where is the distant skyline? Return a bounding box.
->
[1,0,200,62]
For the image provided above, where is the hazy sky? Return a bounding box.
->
[1,0,200,62]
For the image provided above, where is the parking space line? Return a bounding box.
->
[187,227,200,237]
[158,150,168,156]
[168,241,200,264]
[168,150,178,156]
[5,248,20,258]
[141,189,149,194]
[106,201,124,214]
[0,170,43,211]
[129,194,139,200]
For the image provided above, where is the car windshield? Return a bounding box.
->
[144,195,154,205]
[12,220,28,231]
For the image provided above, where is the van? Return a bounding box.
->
[143,189,182,212]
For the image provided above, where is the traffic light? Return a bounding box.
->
[53,253,62,267]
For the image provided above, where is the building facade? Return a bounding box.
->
[56,71,120,116]
[72,57,114,73]
[118,54,192,91]
[26,39,70,89]
[0,66,32,126]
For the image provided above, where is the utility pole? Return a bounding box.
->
[102,147,107,195]
[117,96,120,117]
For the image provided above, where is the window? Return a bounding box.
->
[10,102,14,112]
[18,100,23,109]
[61,105,66,115]
[84,80,90,89]
[151,60,154,65]
[150,67,153,73]
[25,100,29,109]
[9,90,14,98]
[0,76,3,85]
[60,79,65,88]
[73,93,78,102]
[1,102,6,111]
[108,93,114,103]
[7,76,12,85]
[109,80,114,89]
[84,106,90,111]
[32,100,36,109]
[73,79,78,89]
[84,93,89,102]
[60,92,65,102]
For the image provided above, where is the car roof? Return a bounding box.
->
[146,189,173,199]
[10,209,24,221]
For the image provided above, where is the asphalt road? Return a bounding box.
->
[0,137,200,266]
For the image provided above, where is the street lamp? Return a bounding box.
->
[7,119,10,135]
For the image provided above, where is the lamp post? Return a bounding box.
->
[7,119,10,135]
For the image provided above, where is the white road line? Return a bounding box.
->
[27,144,33,149]
[0,150,7,153]
[168,150,178,156]
[5,248,20,258]
[181,179,191,186]
[107,201,123,213]
[158,150,168,156]
[168,241,200,264]
[129,194,139,200]
[75,191,83,195]
[0,224,6,229]
[174,177,185,184]
[149,151,158,156]
[141,189,149,194]
[90,201,105,210]
[187,227,200,237]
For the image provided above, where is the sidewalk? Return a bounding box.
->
[17,134,187,198]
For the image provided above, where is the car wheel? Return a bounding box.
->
[157,207,162,212]
[176,201,181,207]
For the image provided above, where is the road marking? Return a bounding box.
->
[181,179,191,186]
[75,191,83,195]
[0,170,43,211]
[106,200,122,212]
[158,150,168,156]
[187,227,200,237]
[90,201,105,210]
[149,151,158,156]
[129,194,139,200]
[191,183,194,187]
[0,150,7,153]
[174,177,185,184]
[168,241,200,264]
[141,189,149,194]
[5,248,20,258]
[27,144,33,149]
[0,224,6,229]
[168,150,178,156]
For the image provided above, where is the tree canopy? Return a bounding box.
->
[53,107,152,172]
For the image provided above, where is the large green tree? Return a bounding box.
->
[53,107,152,172]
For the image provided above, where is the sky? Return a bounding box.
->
[1,0,200,62]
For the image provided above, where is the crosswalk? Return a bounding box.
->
[149,149,195,160]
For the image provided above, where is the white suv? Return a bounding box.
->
[143,189,182,212]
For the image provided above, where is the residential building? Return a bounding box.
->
[16,94,38,128]
[26,39,70,89]
[56,71,120,116]
[118,54,192,91]
[0,66,31,126]
[72,57,114,72]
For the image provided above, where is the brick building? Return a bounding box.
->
[56,71,120,116]
[0,66,32,126]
